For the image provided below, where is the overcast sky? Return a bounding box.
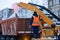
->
[0,0,48,10]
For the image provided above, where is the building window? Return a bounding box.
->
[58,9,60,17]
[53,0,56,5]
[49,0,53,6]
[58,9,60,13]
[56,0,59,4]
[53,0,59,5]
[59,0,60,4]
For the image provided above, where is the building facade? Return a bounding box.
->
[0,8,14,20]
[48,0,60,17]
[30,0,48,8]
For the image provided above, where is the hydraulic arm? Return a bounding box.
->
[18,2,59,30]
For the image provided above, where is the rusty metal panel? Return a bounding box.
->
[1,18,31,35]
[16,18,32,34]
[17,18,30,31]
[1,18,17,35]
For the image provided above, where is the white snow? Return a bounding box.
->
[9,8,34,19]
